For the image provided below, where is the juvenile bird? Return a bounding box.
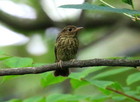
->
[54,25,83,76]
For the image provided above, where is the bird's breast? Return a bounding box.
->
[56,37,79,60]
[57,37,79,50]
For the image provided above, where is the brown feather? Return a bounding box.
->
[54,25,83,76]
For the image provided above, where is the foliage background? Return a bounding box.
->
[0,0,140,102]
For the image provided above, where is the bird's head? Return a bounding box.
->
[60,25,83,37]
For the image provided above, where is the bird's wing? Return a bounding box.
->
[55,34,61,62]
[54,43,58,62]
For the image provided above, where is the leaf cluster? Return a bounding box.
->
[0,51,139,102]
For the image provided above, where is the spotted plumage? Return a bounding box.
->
[54,25,83,76]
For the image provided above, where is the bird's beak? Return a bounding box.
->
[75,27,84,32]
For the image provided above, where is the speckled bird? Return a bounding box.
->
[54,25,83,76]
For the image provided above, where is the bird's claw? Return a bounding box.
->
[70,59,76,63]
[57,60,63,69]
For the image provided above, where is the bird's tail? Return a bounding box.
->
[54,69,69,77]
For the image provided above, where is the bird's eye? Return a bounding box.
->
[68,28,72,31]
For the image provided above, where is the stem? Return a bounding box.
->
[99,0,135,19]
[106,87,140,101]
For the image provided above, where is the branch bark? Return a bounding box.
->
[0,58,139,76]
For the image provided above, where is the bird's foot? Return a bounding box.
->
[57,60,63,69]
[70,59,76,63]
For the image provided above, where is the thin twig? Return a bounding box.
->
[106,87,140,101]
[99,0,137,20]
[0,58,140,76]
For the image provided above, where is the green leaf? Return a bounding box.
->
[47,94,67,102]
[64,94,88,101]
[112,95,126,101]
[47,94,88,102]
[127,72,140,85]
[23,96,46,102]
[7,99,22,102]
[0,56,12,61]
[136,86,140,94]
[106,57,127,59]
[87,79,114,89]
[68,72,86,80]
[99,88,112,95]
[122,87,140,99]
[41,72,67,87]
[8,97,46,102]
[4,57,33,68]
[69,66,106,80]
[89,95,109,101]
[122,0,133,6]
[70,79,89,89]
[111,82,122,90]
[99,82,122,95]
[0,75,18,84]
[60,3,140,15]
[125,56,140,60]
[93,67,131,79]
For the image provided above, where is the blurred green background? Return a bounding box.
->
[0,0,140,102]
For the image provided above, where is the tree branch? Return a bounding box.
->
[106,87,140,101]
[0,58,140,76]
[0,10,53,31]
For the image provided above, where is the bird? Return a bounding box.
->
[54,25,83,77]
